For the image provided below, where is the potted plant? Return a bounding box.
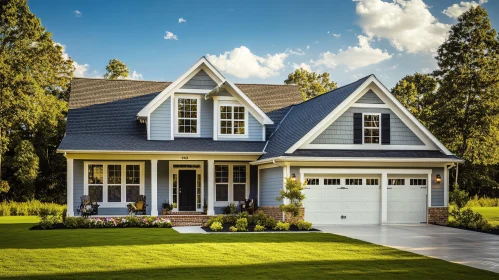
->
[161,201,173,215]
[203,198,208,214]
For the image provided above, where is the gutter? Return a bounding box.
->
[251,156,465,165]
[57,149,264,156]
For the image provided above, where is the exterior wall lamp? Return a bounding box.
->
[435,174,441,184]
[291,173,296,182]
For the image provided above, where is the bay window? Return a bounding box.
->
[214,163,249,205]
[85,162,144,206]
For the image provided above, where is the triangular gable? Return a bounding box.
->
[285,75,452,155]
[356,89,384,104]
[137,56,273,125]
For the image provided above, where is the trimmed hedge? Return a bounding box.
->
[0,200,66,216]
[36,216,173,230]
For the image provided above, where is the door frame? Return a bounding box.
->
[169,161,204,212]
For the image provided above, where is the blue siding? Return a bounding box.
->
[431,167,445,207]
[356,90,384,104]
[217,112,263,141]
[157,160,169,213]
[200,97,213,138]
[73,160,84,215]
[311,107,424,145]
[150,97,171,140]
[181,69,217,90]
[259,167,283,206]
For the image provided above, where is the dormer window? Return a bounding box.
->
[176,96,200,136]
[363,113,380,144]
[219,104,247,135]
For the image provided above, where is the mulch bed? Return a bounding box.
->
[202,223,320,233]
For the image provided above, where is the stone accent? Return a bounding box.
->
[258,206,305,222]
[428,207,449,225]
[162,215,213,226]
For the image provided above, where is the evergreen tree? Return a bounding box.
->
[285,68,337,100]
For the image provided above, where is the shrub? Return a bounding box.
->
[264,216,277,229]
[223,214,238,225]
[274,221,290,231]
[238,211,249,220]
[235,218,248,232]
[0,200,66,216]
[254,224,265,232]
[38,212,62,230]
[206,215,224,227]
[466,195,499,207]
[210,221,223,232]
[223,203,237,214]
[448,208,493,232]
[229,226,238,232]
[297,221,313,230]
[250,210,268,226]
[64,217,81,229]
[276,177,306,218]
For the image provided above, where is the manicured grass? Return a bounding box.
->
[0,217,496,279]
[472,207,499,226]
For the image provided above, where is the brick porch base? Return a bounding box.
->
[427,207,449,225]
[161,215,213,226]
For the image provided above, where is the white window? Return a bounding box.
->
[85,162,144,206]
[324,178,340,185]
[176,96,199,135]
[306,178,320,185]
[410,179,427,186]
[366,178,379,185]
[363,114,380,144]
[215,163,249,205]
[346,178,362,185]
[389,179,405,185]
[219,104,247,135]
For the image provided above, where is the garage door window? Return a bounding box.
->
[366,179,379,185]
[324,179,340,185]
[306,178,319,185]
[346,179,362,185]
[389,179,405,185]
[410,179,426,185]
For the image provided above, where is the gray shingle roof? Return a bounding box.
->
[289,149,461,160]
[60,78,302,153]
[261,75,372,159]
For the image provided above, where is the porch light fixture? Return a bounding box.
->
[291,174,296,182]
[435,174,441,184]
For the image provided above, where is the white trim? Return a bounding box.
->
[381,172,388,223]
[285,75,453,155]
[169,161,204,212]
[257,166,260,207]
[151,159,158,216]
[213,98,219,140]
[362,112,381,145]
[174,94,201,137]
[299,168,432,175]
[67,158,74,216]
[83,161,145,208]
[262,126,266,141]
[252,156,463,165]
[170,95,174,139]
[213,162,250,207]
[351,103,390,108]
[301,144,431,150]
[428,173,432,208]
[444,164,450,207]
[59,150,263,155]
[207,160,215,215]
[217,101,249,138]
[147,114,151,140]
[175,89,212,94]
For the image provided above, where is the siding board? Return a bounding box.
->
[259,167,283,206]
[356,90,384,104]
[180,69,217,90]
[150,97,171,140]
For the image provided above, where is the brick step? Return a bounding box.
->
[162,215,213,227]
[166,212,205,215]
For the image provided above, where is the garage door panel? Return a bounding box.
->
[322,201,342,211]
[387,177,427,224]
[321,212,343,224]
[303,200,321,211]
[343,201,379,211]
[305,211,322,224]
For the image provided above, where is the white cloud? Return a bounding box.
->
[388,64,398,70]
[355,0,450,54]
[286,48,305,55]
[129,71,144,80]
[292,63,312,72]
[74,10,81,17]
[164,31,178,40]
[178,17,186,23]
[306,45,310,50]
[442,0,487,19]
[332,33,341,38]
[314,35,392,70]
[55,42,89,77]
[206,46,289,79]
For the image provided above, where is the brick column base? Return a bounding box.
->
[258,206,305,222]
[428,207,449,225]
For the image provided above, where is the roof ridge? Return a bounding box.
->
[73,77,171,83]
[235,83,298,87]
[293,74,373,108]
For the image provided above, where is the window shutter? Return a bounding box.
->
[353,113,362,144]
[381,113,390,145]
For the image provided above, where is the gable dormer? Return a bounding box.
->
[138,57,273,141]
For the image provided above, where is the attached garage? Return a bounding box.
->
[300,169,431,225]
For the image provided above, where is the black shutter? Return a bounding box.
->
[353,113,362,144]
[381,113,390,145]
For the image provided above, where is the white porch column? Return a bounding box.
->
[66,158,74,217]
[207,159,215,216]
[151,159,158,216]
[381,172,388,224]
[427,173,432,208]
[444,166,449,207]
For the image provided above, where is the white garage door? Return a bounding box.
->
[387,176,427,223]
[303,176,380,225]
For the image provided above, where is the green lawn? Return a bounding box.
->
[472,207,499,226]
[0,217,496,279]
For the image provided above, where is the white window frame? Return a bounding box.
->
[175,94,201,137]
[362,113,381,145]
[218,101,248,138]
[83,161,145,208]
[169,161,204,212]
[214,162,250,207]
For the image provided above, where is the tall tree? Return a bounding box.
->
[391,73,437,126]
[431,7,499,195]
[104,59,129,79]
[285,68,337,100]
[0,0,73,201]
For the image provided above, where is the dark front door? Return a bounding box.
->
[179,170,196,211]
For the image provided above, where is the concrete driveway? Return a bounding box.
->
[316,224,499,273]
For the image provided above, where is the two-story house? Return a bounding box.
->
[58,57,462,225]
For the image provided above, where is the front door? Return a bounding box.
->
[179,170,196,211]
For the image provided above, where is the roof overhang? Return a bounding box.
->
[251,156,464,165]
[57,149,264,155]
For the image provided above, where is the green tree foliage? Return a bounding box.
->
[285,68,337,100]
[0,0,73,202]
[104,59,130,79]
[391,73,437,126]
[276,178,306,217]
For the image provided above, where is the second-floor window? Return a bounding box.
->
[220,105,246,135]
[363,114,380,144]
[177,98,198,134]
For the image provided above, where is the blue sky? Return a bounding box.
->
[28,0,499,88]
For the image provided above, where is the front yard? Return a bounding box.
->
[0,217,496,279]
[472,207,499,226]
